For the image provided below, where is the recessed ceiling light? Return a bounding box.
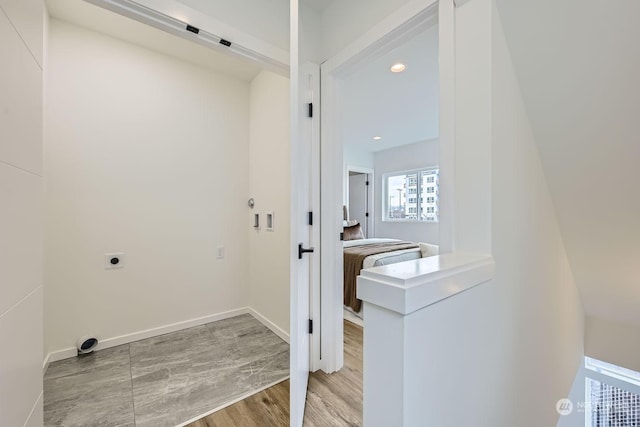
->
[390,63,406,73]
[373,136,382,141]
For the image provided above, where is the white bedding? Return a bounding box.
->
[343,238,422,269]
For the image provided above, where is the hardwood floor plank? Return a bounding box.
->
[187,380,290,427]
[303,321,363,427]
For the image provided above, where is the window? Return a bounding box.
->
[384,168,439,222]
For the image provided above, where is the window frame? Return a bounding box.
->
[382,166,439,223]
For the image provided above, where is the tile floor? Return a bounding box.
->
[43,314,289,427]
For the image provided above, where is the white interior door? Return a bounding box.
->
[290,61,320,427]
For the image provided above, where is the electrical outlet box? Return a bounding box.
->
[216,246,224,260]
[105,253,125,269]
[266,212,274,231]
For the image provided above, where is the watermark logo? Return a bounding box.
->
[556,398,574,416]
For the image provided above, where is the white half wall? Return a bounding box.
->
[0,0,45,425]
[373,139,438,243]
[248,70,291,337]
[44,20,251,355]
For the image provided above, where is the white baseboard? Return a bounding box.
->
[247,308,290,344]
[43,352,51,375]
[44,307,250,366]
[43,306,290,370]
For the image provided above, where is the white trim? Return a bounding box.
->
[346,165,374,175]
[343,307,364,328]
[174,376,290,427]
[308,63,322,373]
[248,308,290,344]
[437,0,456,253]
[43,352,51,374]
[319,66,344,374]
[320,0,444,374]
[358,252,494,315]
[44,307,291,366]
[322,0,439,75]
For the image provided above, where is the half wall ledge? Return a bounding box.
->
[357,252,495,315]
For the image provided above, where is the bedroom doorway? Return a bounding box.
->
[317,0,455,377]
[346,166,374,238]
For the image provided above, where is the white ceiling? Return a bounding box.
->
[47,0,263,82]
[341,24,439,153]
[496,0,640,326]
[301,0,334,12]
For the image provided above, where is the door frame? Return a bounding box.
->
[317,0,456,373]
[345,165,375,238]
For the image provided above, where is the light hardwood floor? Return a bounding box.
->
[187,320,363,427]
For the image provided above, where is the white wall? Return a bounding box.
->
[402,1,583,425]
[299,2,322,64]
[319,0,412,60]
[248,70,290,337]
[0,0,45,425]
[373,139,438,243]
[45,20,251,355]
[344,144,374,170]
[556,365,586,427]
[343,144,375,210]
[585,316,640,374]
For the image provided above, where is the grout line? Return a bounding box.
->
[0,5,43,71]
[0,159,43,178]
[128,344,137,427]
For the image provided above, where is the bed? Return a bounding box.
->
[343,237,439,313]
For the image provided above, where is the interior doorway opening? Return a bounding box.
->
[317,0,443,378]
[346,166,374,239]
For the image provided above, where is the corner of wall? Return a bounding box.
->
[247,69,291,336]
